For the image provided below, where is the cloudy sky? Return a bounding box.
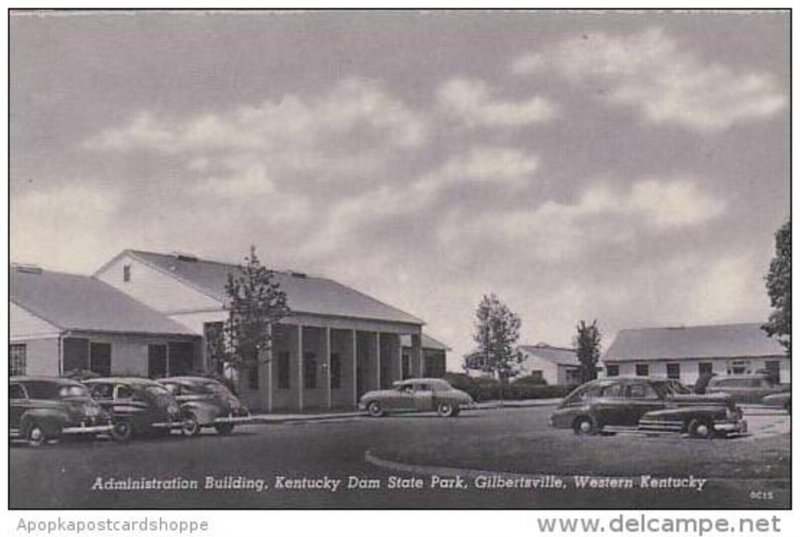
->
[10,10,789,369]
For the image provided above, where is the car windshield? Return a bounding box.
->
[24,381,86,400]
[59,385,90,398]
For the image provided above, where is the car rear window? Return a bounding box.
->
[24,381,83,400]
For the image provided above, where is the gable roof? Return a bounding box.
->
[400,333,451,351]
[519,343,578,366]
[122,250,424,326]
[10,266,194,336]
[604,323,785,362]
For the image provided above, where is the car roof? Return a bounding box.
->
[83,377,163,386]
[160,376,220,384]
[10,376,84,386]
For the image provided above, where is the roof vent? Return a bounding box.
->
[290,271,307,278]
[12,263,43,274]
[171,251,198,262]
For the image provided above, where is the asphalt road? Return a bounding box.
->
[9,406,790,509]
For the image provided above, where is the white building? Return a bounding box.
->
[517,343,580,385]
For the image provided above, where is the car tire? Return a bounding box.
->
[451,407,461,417]
[367,401,384,418]
[573,416,596,435]
[182,413,201,437]
[215,423,235,435]
[111,421,132,443]
[436,402,456,418]
[25,422,48,447]
[785,401,791,415]
[687,419,714,439]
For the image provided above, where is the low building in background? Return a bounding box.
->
[516,343,580,385]
[401,333,450,379]
[603,323,789,386]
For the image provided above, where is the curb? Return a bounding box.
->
[249,412,366,425]
[364,450,792,487]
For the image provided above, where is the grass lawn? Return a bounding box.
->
[373,430,791,480]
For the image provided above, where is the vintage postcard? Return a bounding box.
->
[7,8,791,514]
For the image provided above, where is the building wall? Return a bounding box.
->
[517,352,560,384]
[10,302,60,339]
[95,253,221,314]
[10,338,60,376]
[603,356,791,385]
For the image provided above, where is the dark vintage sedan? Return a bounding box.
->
[550,377,747,439]
[359,378,475,417]
[84,377,189,439]
[705,374,789,405]
[158,377,251,435]
[10,376,127,446]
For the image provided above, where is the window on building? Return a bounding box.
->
[764,360,781,384]
[605,364,619,377]
[9,344,26,376]
[330,353,341,389]
[89,342,112,377]
[247,365,259,390]
[167,342,194,376]
[304,352,317,389]
[698,362,713,376]
[63,338,90,374]
[401,351,411,379]
[278,352,290,389]
[666,363,681,380]
[148,344,167,378]
[123,264,132,282]
[727,359,750,375]
[635,363,649,377]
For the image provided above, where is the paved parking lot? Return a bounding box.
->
[9,404,790,509]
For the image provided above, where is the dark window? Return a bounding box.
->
[605,364,619,377]
[601,383,625,398]
[89,383,114,400]
[423,352,446,378]
[247,365,259,390]
[63,338,90,374]
[10,383,26,400]
[628,383,658,400]
[203,322,225,374]
[635,364,649,377]
[698,362,713,376]
[115,385,134,400]
[330,353,341,389]
[666,363,681,380]
[9,344,26,376]
[123,264,131,282]
[402,351,411,379]
[304,352,317,389]
[168,342,195,376]
[764,361,780,384]
[278,352,290,389]
[90,342,112,376]
[148,344,167,378]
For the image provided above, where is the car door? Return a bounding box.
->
[625,382,666,425]
[413,383,434,411]
[113,384,150,428]
[9,383,28,433]
[591,382,628,427]
[390,385,416,411]
[88,382,115,412]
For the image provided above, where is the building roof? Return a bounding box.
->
[604,323,785,362]
[400,333,451,351]
[10,266,194,336]
[123,250,424,326]
[519,343,578,366]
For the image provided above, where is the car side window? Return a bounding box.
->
[115,385,134,400]
[400,384,414,394]
[600,383,625,398]
[90,383,113,400]
[9,383,26,400]
[414,383,431,392]
[627,383,659,400]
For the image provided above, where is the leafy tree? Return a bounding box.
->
[465,294,524,403]
[763,220,791,355]
[574,320,601,384]
[222,246,290,390]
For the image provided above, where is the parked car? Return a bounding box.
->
[359,378,475,417]
[158,376,251,435]
[10,376,127,447]
[550,377,747,439]
[762,392,791,414]
[705,374,789,405]
[84,377,189,439]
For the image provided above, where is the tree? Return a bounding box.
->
[574,320,601,384]
[222,246,290,390]
[763,220,791,355]
[466,294,524,403]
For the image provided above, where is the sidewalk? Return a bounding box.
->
[474,398,562,409]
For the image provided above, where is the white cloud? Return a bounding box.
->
[514,27,787,132]
[437,77,556,128]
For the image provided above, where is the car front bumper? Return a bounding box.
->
[62,424,115,435]
[213,414,253,424]
[714,419,747,434]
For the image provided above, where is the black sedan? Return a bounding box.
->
[550,377,747,439]
[159,377,251,435]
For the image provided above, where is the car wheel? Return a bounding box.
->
[367,401,384,417]
[573,416,596,435]
[25,423,47,447]
[688,419,714,439]
[110,421,132,443]
[451,407,461,417]
[215,423,235,435]
[785,401,791,415]
[436,402,456,417]
[181,414,201,437]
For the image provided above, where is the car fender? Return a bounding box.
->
[180,401,220,425]
[20,409,68,437]
[643,406,726,422]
